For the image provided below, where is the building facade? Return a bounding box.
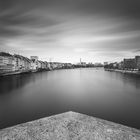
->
[14,55,31,71]
[135,56,140,70]
[0,52,15,73]
[118,61,124,70]
[123,58,136,70]
[30,56,38,71]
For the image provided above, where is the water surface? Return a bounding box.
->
[0,68,140,129]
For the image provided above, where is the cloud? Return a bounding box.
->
[0,0,140,62]
[132,49,140,53]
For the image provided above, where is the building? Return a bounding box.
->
[37,61,46,70]
[86,63,94,67]
[123,58,136,70]
[0,52,15,73]
[50,62,62,69]
[13,55,21,71]
[81,62,86,67]
[24,57,31,70]
[94,63,103,67]
[30,56,38,71]
[42,61,48,69]
[14,54,31,71]
[37,61,42,70]
[30,56,38,61]
[118,61,124,70]
[46,62,52,70]
[135,56,140,70]
[112,62,119,69]
[104,62,108,66]
[63,63,73,68]
[76,62,86,67]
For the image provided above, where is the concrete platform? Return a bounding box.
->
[0,111,140,140]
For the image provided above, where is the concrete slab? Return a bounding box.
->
[0,111,140,140]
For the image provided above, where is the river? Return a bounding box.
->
[0,68,140,129]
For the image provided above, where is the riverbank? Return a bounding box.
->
[0,70,32,76]
[0,68,53,77]
[105,68,140,75]
[0,67,102,77]
[0,112,140,139]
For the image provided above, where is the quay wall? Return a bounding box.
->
[105,68,140,75]
[0,112,140,140]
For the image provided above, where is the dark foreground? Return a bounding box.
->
[0,112,140,140]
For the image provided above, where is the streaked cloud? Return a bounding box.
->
[0,0,140,63]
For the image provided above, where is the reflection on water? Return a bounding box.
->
[0,74,32,94]
[0,68,140,129]
[108,71,140,89]
[0,72,48,94]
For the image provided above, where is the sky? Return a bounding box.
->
[0,0,140,63]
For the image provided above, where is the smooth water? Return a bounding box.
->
[0,68,140,129]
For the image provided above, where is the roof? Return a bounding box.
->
[0,112,140,139]
[14,54,31,62]
[0,52,13,57]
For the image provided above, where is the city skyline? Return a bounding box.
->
[0,0,140,63]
